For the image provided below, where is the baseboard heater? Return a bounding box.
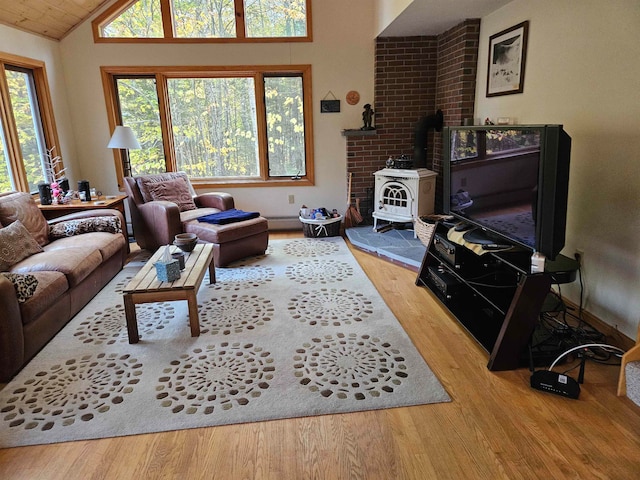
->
[265,216,303,231]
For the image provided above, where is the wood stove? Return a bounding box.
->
[372,168,437,235]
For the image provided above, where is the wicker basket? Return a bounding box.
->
[300,215,342,238]
[414,214,451,247]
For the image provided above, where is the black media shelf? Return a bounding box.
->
[416,223,554,371]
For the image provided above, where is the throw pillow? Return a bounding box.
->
[0,191,49,246]
[145,177,197,212]
[2,272,39,303]
[49,216,122,239]
[136,172,193,203]
[0,220,44,271]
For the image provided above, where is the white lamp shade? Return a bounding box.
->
[107,126,141,149]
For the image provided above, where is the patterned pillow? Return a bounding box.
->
[0,191,49,246]
[145,177,197,212]
[49,216,122,239]
[0,220,44,271]
[2,272,38,303]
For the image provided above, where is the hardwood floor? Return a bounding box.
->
[1,231,639,479]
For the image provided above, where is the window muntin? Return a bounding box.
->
[94,0,311,42]
[0,55,59,195]
[104,65,313,187]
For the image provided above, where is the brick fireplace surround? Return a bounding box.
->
[345,19,480,220]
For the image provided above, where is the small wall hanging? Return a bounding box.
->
[346,90,360,105]
[320,91,340,113]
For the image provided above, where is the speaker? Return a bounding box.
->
[38,182,52,205]
[78,180,91,202]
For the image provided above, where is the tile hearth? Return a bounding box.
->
[345,225,426,271]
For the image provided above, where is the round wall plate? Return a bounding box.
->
[346,90,360,105]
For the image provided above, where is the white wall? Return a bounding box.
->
[57,0,375,221]
[0,25,78,183]
[476,0,640,339]
[375,0,413,36]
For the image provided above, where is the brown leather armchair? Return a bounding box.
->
[123,172,268,267]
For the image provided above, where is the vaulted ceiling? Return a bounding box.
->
[0,0,510,42]
[0,0,108,40]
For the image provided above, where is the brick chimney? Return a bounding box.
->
[345,19,480,218]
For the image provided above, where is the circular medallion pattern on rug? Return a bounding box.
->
[198,294,274,335]
[1,353,141,431]
[156,342,274,415]
[283,238,340,257]
[207,265,275,291]
[286,259,354,285]
[293,333,408,400]
[288,288,373,327]
[74,302,176,344]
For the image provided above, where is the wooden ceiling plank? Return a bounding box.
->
[0,0,108,40]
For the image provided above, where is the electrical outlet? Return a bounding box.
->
[575,248,584,265]
[288,194,295,204]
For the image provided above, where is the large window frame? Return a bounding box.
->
[0,51,62,193]
[101,64,314,189]
[92,0,312,43]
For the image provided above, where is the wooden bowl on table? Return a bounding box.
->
[174,233,198,252]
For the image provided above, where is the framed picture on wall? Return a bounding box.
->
[486,21,529,97]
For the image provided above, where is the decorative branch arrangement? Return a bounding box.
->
[43,146,70,203]
[44,146,66,184]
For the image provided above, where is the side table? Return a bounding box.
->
[37,194,128,237]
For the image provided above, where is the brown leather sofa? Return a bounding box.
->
[123,172,269,267]
[0,192,128,382]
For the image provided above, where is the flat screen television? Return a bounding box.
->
[443,124,571,260]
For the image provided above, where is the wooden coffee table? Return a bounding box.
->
[123,243,215,343]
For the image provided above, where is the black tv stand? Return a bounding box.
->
[416,223,577,371]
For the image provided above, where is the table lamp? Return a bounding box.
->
[107,126,140,178]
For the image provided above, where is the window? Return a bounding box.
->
[0,53,62,193]
[102,65,313,188]
[93,0,311,42]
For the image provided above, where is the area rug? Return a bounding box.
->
[0,237,449,448]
